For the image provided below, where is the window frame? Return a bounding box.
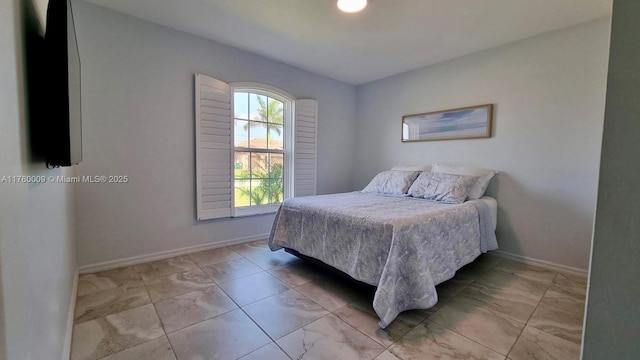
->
[230,82,295,217]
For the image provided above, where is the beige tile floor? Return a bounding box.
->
[70,240,587,360]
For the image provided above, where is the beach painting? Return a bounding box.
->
[402,104,493,142]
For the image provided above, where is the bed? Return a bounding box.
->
[268,190,498,328]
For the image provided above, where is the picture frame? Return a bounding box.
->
[402,104,493,142]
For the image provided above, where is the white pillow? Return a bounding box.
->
[391,165,432,172]
[432,164,495,200]
[408,172,478,204]
[362,170,420,196]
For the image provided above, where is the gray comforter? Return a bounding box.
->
[268,192,498,328]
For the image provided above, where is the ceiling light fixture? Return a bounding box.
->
[337,0,367,13]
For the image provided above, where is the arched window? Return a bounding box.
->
[195,74,317,220]
[232,85,292,216]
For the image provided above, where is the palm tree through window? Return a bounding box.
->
[233,91,286,208]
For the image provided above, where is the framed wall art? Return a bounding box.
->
[402,104,493,142]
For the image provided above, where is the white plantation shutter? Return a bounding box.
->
[195,73,232,220]
[293,99,318,197]
[195,75,318,219]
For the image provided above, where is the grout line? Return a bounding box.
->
[520,271,586,346]
[324,297,389,349]
[276,344,295,360]
[229,272,298,360]
[228,246,363,358]
[343,256,561,357]
[426,305,513,357]
[73,245,458,355]
[239,342,294,360]
[146,290,180,360]
[147,253,267,357]
[503,271,559,358]
[150,249,247,332]
[302,268,416,351]
[82,245,569,359]
[70,243,273,359]
[281,258,499,352]
[324,310,388,358]
[236,302,300,359]
[159,305,238,336]
[425,316,505,357]
[422,263,536,357]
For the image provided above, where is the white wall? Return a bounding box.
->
[72,1,358,266]
[0,0,77,359]
[583,1,640,357]
[354,18,610,270]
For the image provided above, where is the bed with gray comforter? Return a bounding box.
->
[268,191,498,328]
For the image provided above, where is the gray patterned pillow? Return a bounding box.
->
[362,170,420,196]
[407,172,479,204]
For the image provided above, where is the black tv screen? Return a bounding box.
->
[45,0,82,167]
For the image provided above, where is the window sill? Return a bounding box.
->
[233,204,280,218]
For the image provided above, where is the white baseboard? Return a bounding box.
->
[61,269,79,360]
[492,250,588,277]
[77,234,588,278]
[78,234,270,274]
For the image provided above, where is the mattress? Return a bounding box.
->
[480,196,498,231]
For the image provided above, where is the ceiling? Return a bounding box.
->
[82,0,612,85]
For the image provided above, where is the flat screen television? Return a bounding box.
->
[44,0,82,167]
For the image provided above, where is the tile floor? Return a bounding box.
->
[70,240,587,360]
